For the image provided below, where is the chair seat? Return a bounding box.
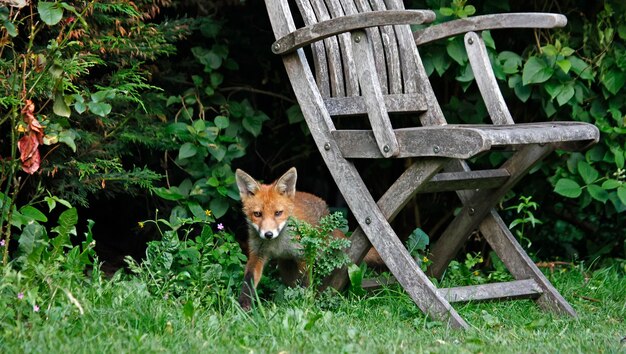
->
[333,122,599,159]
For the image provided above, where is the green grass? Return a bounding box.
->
[1,265,625,353]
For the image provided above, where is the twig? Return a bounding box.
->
[220,86,297,104]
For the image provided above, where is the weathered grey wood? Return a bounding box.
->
[363,278,544,304]
[354,0,388,93]
[428,145,554,279]
[325,159,445,290]
[265,0,468,329]
[385,0,448,126]
[413,13,567,45]
[465,31,514,125]
[371,0,402,94]
[479,210,578,316]
[332,122,599,158]
[333,126,488,158]
[420,169,510,193]
[272,10,435,55]
[324,94,427,116]
[325,0,359,96]
[309,0,345,97]
[266,0,593,328]
[438,279,543,303]
[296,0,331,97]
[351,30,399,157]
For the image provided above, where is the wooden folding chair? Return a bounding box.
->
[264,0,599,329]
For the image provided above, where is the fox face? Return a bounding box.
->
[236,167,297,241]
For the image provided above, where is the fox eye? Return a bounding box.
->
[275,210,283,217]
[253,211,262,218]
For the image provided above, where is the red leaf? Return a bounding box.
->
[18,134,41,174]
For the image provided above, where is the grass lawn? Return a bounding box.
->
[1,264,625,353]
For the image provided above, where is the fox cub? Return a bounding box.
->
[235,167,337,310]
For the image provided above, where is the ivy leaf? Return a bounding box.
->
[522,57,554,85]
[577,161,598,185]
[347,263,366,296]
[554,178,582,198]
[38,2,64,26]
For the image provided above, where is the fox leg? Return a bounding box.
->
[278,259,308,287]
[239,252,266,310]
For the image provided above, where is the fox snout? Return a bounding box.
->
[252,221,286,240]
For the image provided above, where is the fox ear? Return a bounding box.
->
[275,167,297,197]
[235,169,260,200]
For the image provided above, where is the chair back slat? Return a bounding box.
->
[291,0,445,123]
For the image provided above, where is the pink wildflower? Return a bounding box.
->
[217,223,224,231]
[33,305,40,312]
[0,239,5,247]
[17,292,24,300]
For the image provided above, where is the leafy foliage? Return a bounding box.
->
[288,212,351,288]
[408,0,626,260]
[126,212,245,306]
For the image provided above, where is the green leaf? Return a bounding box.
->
[602,179,621,190]
[446,38,467,65]
[2,18,17,37]
[18,223,45,257]
[53,93,71,117]
[556,84,575,106]
[54,207,78,238]
[601,69,626,95]
[587,184,609,203]
[569,56,593,80]
[555,59,571,74]
[58,129,77,152]
[19,205,48,223]
[178,142,197,159]
[347,263,366,296]
[214,115,229,129]
[406,228,429,257]
[617,186,626,205]
[153,187,185,201]
[209,197,229,218]
[577,161,598,184]
[554,178,582,198]
[522,57,554,85]
[87,101,112,117]
[439,7,454,16]
[242,113,269,137]
[38,2,64,26]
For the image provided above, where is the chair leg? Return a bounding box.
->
[324,159,445,290]
[479,210,577,317]
[325,159,468,328]
[428,145,554,278]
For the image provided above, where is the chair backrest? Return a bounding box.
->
[271,0,447,126]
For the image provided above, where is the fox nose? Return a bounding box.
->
[263,231,274,239]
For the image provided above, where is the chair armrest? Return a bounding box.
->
[272,10,435,55]
[413,13,567,45]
